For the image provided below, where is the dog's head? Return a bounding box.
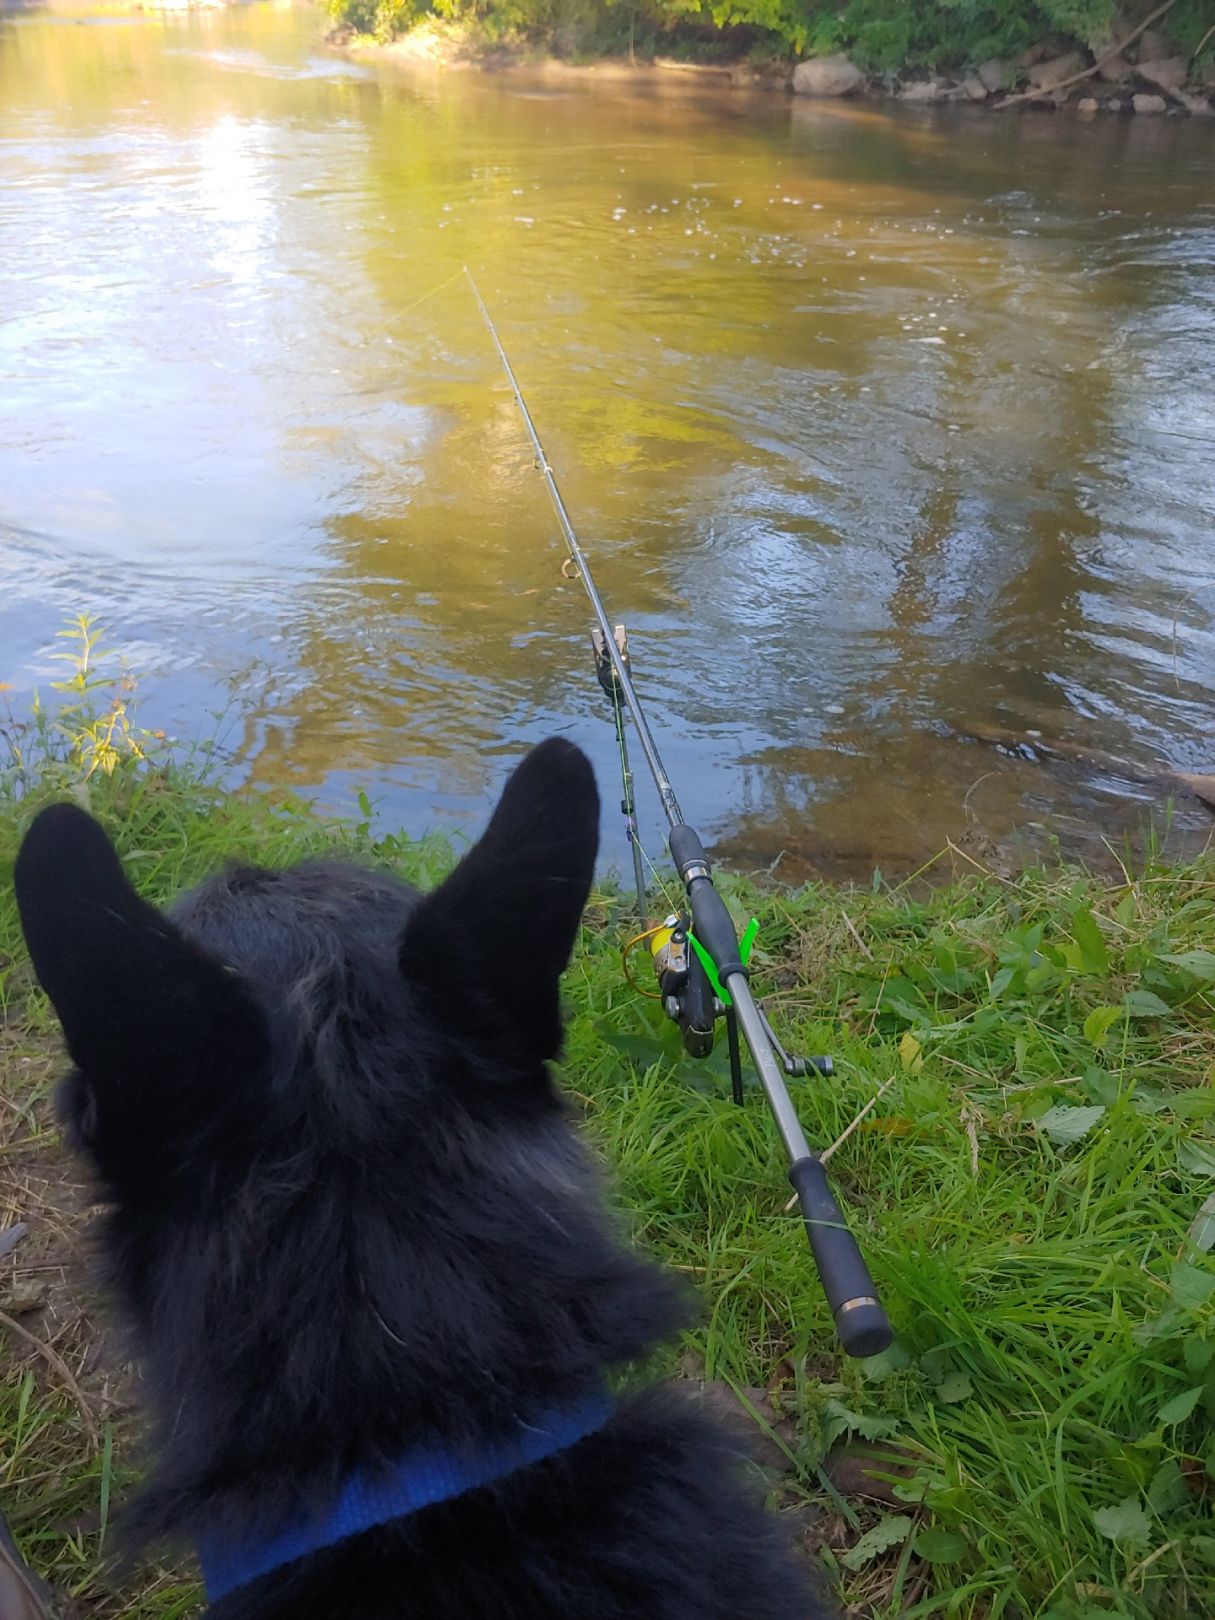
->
[15,740,681,1527]
[16,738,599,1195]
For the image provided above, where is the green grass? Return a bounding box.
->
[570,859,1215,1617]
[2,680,1214,1617]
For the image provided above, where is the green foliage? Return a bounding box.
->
[832,0,914,72]
[0,615,167,799]
[1170,0,1215,72]
[825,2,1060,73]
[374,0,429,41]
[327,0,429,44]
[839,1512,914,1568]
[322,0,1186,74]
[1037,0,1115,46]
[326,0,379,36]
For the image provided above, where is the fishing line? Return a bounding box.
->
[396,266,470,321]
[463,267,893,1359]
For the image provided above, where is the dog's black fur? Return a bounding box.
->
[15,740,825,1618]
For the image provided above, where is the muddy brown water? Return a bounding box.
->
[2,8,1213,879]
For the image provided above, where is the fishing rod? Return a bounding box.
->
[466,268,891,1360]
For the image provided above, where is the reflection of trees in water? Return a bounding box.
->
[167,46,1211,862]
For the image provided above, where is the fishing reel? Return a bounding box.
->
[596,624,834,1107]
[647,913,833,1106]
[650,916,714,1057]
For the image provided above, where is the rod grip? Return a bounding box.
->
[669,823,708,875]
[668,827,745,981]
[686,880,748,984]
[788,1157,892,1358]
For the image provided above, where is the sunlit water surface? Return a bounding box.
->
[3,7,1213,877]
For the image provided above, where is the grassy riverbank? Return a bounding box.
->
[2,652,1214,1617]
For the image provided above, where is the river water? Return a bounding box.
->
[2,6,1213,877]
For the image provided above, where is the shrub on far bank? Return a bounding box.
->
[324,0,1215,81]
[328,0,430,45]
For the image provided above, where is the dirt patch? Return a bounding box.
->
[0,1027,105,1424]
[0,1023,167,1615]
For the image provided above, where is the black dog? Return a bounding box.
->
[15,740,825,1618]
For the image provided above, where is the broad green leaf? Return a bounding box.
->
[1037,1104,1105,1146]
[1183,1336,1214,1376]
[1083,1005,1124,1049]
[893,1470,947,1504]
[1092,1496,1151,1545]
[1123,990,1172,1018]
[1170,1262,1215,1310]
[935,1371,973,1404]
[1179,1139,1215,1177]
[1188,1193,1215,1254]
[882,977,926,1009]
[1083,1067,1120,1107]
[1133,1306,1185,1344]
[1156,950,1215,982]
[1146,1459,1188,1512]
[669,1063,720,1097]
[989,965,1016,1000]
[821,1398,900,1443]
[859,1344,911,1382]
[592,1024,665,1066]
[1070,907,1110,973]
[1157,1386,1204,1426]
[1008,921,1043,953]
[884,996,926,1025]
[840,1514,914,1571]
[913,1527,967,1564]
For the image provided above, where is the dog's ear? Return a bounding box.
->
[15,803,269,1187]
[399,738,599,1064]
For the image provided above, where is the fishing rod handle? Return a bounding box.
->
[670,825,893,1358]
[669,826,748,979]
[788,1157,892,1358]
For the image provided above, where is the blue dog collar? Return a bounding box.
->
[199,1388,614,1603]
